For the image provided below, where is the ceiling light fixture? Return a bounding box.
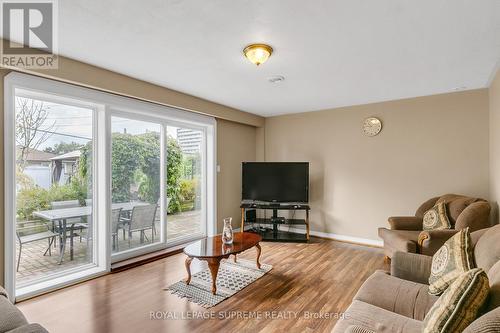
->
[243,43,273,66]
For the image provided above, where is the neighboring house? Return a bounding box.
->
[16,147,56,189]
[15,147,82,189]
[50,150,81,185]
[17,147,56,168]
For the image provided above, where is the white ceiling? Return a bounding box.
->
[45,1,500,115]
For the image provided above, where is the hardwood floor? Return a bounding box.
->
[17,237,388,333]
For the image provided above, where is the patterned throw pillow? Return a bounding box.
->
[423,202,451,230]
[428,228,474,295]
[423,268,489,333]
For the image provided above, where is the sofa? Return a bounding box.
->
[333,224,500,333]
[0,287,47,333]
[378,194,491,258]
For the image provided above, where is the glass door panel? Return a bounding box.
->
[111,116,162,255]
[14,93,94,289]
[166,126,204,241]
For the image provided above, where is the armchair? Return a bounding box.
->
[378,194,491,258]
[332,225,500,333]
[0,286,48,332]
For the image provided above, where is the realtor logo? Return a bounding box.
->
[1,0,58,69]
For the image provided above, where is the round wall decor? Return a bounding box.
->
[362,117,382,137]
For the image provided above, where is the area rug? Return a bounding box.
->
[165,258,272,308]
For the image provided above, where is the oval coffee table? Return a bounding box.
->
[183,232,262,295]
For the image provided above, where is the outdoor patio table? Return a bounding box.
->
[33,202,149,264]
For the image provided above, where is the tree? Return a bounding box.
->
[135,132,183,213]
[136,132,161,203]
[78,132,184,212]
[165,136,182,213]
[15,97,55,169]
[44,141,83,155]
[110,133,141,203]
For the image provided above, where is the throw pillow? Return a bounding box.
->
[429,228,474,295]
[423,268,489,333]
[423,202,451,231]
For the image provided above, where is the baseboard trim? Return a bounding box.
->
[285,226,383,248]
[310,231,383,248]
[241,225,383,248]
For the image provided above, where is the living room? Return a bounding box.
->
[0,1,500,333]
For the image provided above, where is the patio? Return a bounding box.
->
[16,210,201,287]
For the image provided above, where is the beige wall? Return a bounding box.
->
[490,69,500,223]
[255,126,266,162]
[264,90,490,241]
[216,119,256,232]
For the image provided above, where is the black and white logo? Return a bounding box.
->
[1,0,58,68]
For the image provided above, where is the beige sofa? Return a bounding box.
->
[333,224,500,333]
[378,194,491,258]
[0,287,47,333]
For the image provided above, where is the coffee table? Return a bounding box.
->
[183,232,262,295]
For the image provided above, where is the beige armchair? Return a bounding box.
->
[378,194,491,258]
[0,286,48,332]
[333,225,500,332]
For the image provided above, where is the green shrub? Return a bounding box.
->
[48,182,85,203]
[16,179,88,221]
[16,187,50,220]
[180,178,197,203]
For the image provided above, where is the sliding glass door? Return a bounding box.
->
[5,72,216,299]
[166,125,205,242]
[13,92,96,289]
[110,119,208,260]
[110,115,164,259]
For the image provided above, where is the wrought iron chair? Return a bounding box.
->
[122,204,158,245]
[16,221,58,272]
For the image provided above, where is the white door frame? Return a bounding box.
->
[4,72,217,300]
[4,73,109,300]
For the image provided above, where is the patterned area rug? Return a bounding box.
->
[165,258,272,308]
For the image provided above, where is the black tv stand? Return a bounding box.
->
[240,202,310,242]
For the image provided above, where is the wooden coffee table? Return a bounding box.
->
[183,232,262,295]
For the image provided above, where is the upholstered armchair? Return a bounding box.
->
[378,194,491,258]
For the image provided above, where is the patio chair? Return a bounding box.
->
[111,208,123,251]
[122,204,158,245]
[16,221,58,272]
[51,200,87,243]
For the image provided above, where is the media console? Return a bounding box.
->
[240,202,310,242]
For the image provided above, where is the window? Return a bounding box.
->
[4,73,216,299]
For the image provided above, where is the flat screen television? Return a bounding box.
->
[242,162,309,203]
